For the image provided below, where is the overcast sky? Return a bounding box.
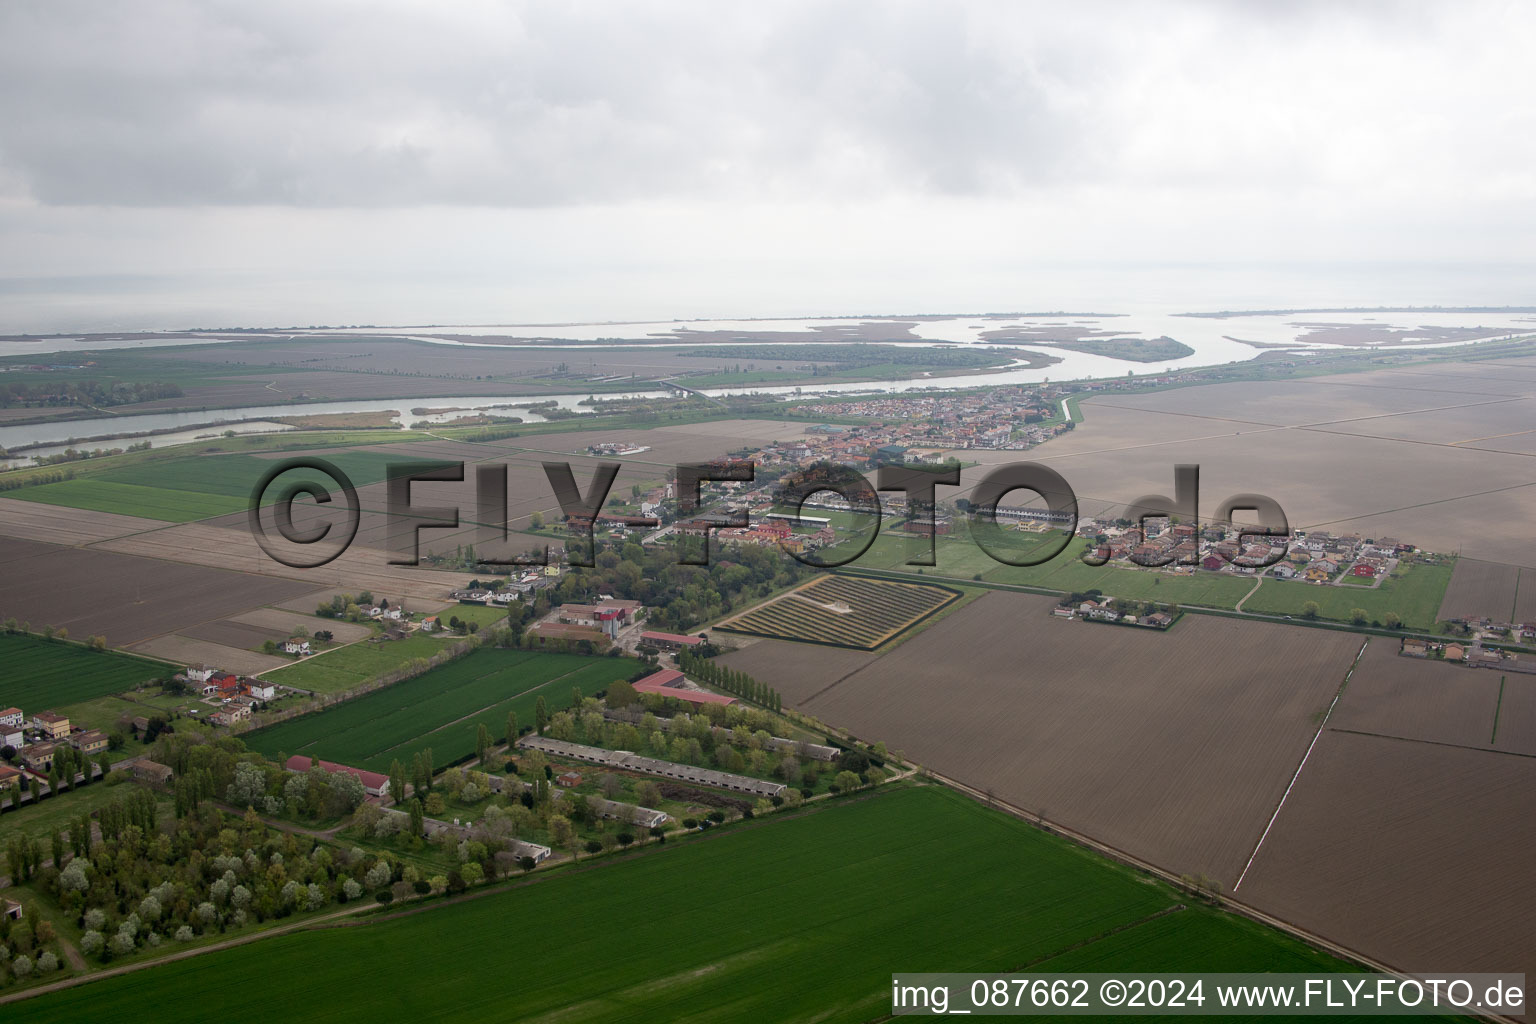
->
[1,1,1532,332]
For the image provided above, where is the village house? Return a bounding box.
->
[0,762,25,795]
[31,710,70,740]
[0,706,24,728]
[209,704,252,728]
[1443,643,1467,663]
[21,741,56,772]
[1,726,22,751]
[201,671,240,697]
[1401,638,1429,658]
[281,638,312,655]
[70,729,110,756]
[247,680,278,701]
[554,771,583,788]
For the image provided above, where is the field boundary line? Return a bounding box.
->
[1491,675,1506,744]
[1327,725,1536,760]
[1233,638,1366,893]
[924,767,1522,1024]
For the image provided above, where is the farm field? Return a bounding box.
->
[715,574,958,649]
[92,519,477,602]
[1437,556,1522,622]
[714,638,879,705]
[1493,674,1536,753]
[3,785,1359,1024]
[442,602,513,629]
[178,618,287,651]
[1239,559,1453,629]
[0,537,314,647]
[0,632,174,711]
[6,448,443,523]
[125,635,289,677]
[790,591,1362,886]
[1329,641,1510,751]
[838,531,1260,609]
[226,607,375,643]
[1516,567,1536,622]
[1237,730,1536,984]
[945,363,1536,566]
[246,649,640,771]
[0,496,164,546]
[260,634,460,694]
[49,689,191,736]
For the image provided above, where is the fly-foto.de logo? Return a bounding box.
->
[247,458,1289,571]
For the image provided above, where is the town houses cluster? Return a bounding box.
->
[0,706,110,796]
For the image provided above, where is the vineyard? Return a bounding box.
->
[715,574,958,650]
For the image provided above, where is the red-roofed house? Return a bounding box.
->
[283,755,392,798]
[639,630,704,651]
[202,672,240,697]
[632,668,737,707]
[0,707,24,729]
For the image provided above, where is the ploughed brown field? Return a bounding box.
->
[1329,641,1508,751]
[0,537,313,645]
[127,634,289,676]
[788,591,1360,885]
[92,522,473,601]
[1493,674,1536,754]
[714,637,879,705]
[0,495,163,546]
[179,618,289,651]
[227,607,375,642]
[1437,557,1522,622]
[944,360,1536,564]
[1236,730,1536,982]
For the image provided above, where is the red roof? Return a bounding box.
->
[284,755,390,792]
[635,669,685,688]
[632,669,737,706]
[639,630,704,646]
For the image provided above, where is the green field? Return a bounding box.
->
[1238,560,1453,629]
[263,634,460,694]
[442,603,514,629]
[246,649,640,772]
[0,633,174,711]
[8,448,443,522]
[2,785,1357,1023]
[838,531,1259,608]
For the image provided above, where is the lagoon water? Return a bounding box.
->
[3,309,1532,460]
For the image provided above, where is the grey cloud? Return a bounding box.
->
[0,1,1142,207]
